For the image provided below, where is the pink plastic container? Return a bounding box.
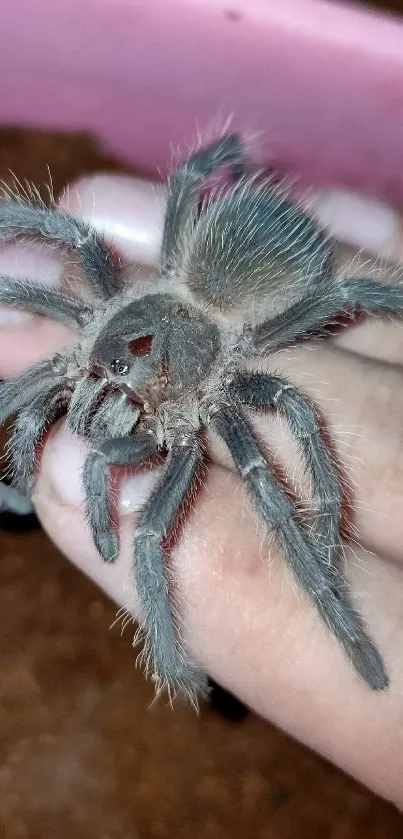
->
[1,1,403,201]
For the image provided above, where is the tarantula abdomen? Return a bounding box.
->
[1,132,401,703]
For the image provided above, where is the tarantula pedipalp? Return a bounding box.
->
[0,134,399,701]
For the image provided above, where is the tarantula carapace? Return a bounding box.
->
[1,134,400,701]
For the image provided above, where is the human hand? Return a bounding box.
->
[1,174,403,806]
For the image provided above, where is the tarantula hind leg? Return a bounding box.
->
[203,400,388,691]
[253,277,403,353]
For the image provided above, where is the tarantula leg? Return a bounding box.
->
[160,133,245,275]
[0,199,119,298]
[0,468,39,532]
[252,277,403,352]
[82,432,157,563]
[341,276,403,315]
[133,431,209,700]
[0,480,35,515]
[205,401,387,690]
[9,382,71,490]
[228,372,342,564]
[0,360,64,426]
[0,275,93,328]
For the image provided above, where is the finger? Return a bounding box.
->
[312,187,403,267]
[33,422,403,808]
[59,173,165,266]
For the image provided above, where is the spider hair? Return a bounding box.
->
[1,133,400,702]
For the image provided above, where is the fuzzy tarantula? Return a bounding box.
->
[0,134,400,701]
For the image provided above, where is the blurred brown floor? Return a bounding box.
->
[0,128,402,839]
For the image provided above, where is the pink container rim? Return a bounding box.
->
[0,0,402,202]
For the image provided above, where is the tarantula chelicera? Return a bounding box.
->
[0,134,400,701]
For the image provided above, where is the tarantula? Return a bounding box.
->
[0,134,400,701]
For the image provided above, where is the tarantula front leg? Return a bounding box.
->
[83,426,207,699]
[203,399,387,690]
[0,275,93,328]
[83,432,157,562]
[9,381,72,491]
[0,200,119,298]
[160,133,245,275]
[0,360,71,504]
[132,430,208,700]
[0,359,66,426]
[228,371,342,565]
[252,277,403,352]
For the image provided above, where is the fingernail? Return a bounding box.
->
[0,242,62,325]
[39,424,159,514]
[60,174,166,266]
[313,189,401,262]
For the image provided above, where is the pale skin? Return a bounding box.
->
[1,175,403,807]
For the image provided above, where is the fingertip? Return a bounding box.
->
[0,240,66,371]
[33,428,142,612]
[59,173,166,265]
[0,319,75,377]
[38,421,160,513]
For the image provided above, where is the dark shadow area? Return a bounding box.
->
[353,0,403,15]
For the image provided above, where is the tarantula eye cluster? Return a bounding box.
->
[110,359,130,376]
[1,133,401,703]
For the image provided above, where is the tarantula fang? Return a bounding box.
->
[0,134,398,702]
